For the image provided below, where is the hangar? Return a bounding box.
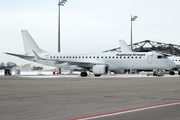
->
[104,40,180,56]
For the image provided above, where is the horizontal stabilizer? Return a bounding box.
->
[4,52,34,59]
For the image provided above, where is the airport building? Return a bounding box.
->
[104,40,180,56]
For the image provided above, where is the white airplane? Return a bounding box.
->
[4,30,176,77]
[119,39,180,75]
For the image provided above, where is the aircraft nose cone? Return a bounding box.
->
[170,61,177,68]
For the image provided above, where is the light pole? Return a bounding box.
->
[131,15,138,50]
[58,0,67,74]
[58,0,67,53]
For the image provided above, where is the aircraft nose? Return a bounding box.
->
[169,60,177,69]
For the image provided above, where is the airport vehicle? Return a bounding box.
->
[4,30,176,77]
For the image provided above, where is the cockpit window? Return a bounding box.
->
[162,55,167,58]
[157,55,167,59]
[157,56,162,59]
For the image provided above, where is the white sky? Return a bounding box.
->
[1,0,180,65]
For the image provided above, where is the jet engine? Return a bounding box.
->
[92,65,108,76]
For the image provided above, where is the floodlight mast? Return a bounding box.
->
[131,15,138,50]
[58,0,67,74]
[58,0,67,53]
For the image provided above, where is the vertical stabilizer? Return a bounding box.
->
[119,40,133,52]
[21,30,47,54]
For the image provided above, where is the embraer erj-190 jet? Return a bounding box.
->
[4,30,176,77]
[119,39,180,75]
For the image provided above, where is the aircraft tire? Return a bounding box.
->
[80,72,88,77]
[178,71,180,75]
[94,74,101,77]
[169,71,175,75]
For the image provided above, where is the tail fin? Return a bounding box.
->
[21,30,47,54]
[119,40,133,52]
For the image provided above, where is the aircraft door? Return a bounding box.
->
[147,53,153,64]
[45,54,49,63]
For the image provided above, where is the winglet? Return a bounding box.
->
[32,50,46,60]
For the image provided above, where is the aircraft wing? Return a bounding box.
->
[4,52,34,59]
[32,51,106,68]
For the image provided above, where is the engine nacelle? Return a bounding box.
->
[93,65,108,76]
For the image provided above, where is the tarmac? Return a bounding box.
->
[0,75,180,120]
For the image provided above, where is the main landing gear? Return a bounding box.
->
[169,71,175,75]
[80,72,102,77]
[80,71,88,77]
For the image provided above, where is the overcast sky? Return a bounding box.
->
[1,0,180,65]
